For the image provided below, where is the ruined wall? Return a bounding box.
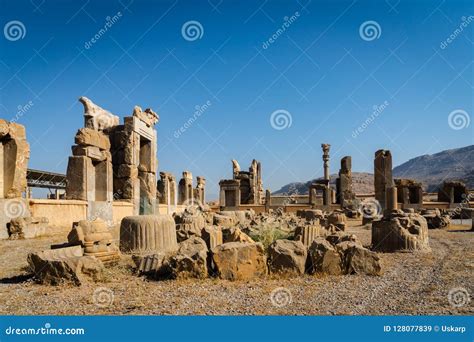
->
[0,120,30,239]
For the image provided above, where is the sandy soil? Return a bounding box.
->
[0,221,472,315]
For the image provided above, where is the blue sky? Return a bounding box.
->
[1,0,473,198]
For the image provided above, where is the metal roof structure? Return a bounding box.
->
[26,168,66,189]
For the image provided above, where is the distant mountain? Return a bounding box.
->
[272,172,374,195]
[273,145,474,195]
[392,145,474,192]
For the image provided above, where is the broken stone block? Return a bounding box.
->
[74,127,111,150]
[293,222,320,247]
[120,215,178,254]
[132,105,159,127]
[222,226,254,243]
[68,219,120,263]
[132,253,167,276]
[71,145,107,161]
[341,244,381,276]
[268,239,307,275]
[27,246,104,286]
[211,242,267,281]
[168,237,208,279]
[7,216,48,239]
[326,231,359,246]
[213,213,236,226]
[201,226,223,249]
[174,210,206,242]
[79,96,119,131]
[421,209,451,229]
[296,209,324,221]
[372,212,430,252]
[307,237,343,275]
[327,212,347,231]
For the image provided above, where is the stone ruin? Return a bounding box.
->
[176,171,206,207]
[66,97,159,220]
[0,120,32,239]
[438,180,468,206]
[374,149,393,211]
[309,144,333,207]
[157,171,177,209]
[219,179,241,209]
[218,159,263,209]
[28,218,120,285]
[394,178,423,209]
[336,156,356,207]
[371,152,430,252]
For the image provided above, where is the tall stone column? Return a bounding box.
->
[322,144,331,181]
[374,150,393,211]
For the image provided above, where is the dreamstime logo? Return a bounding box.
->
[84,12,123,50]
[4,20,26,41]
[270,109,292,130]
[11,100,34,123]
[93,287,114,308]
[440,16,474,49]
[352,100,389,138]
[181,20,204,41]
[358,198,382,218]
[174,100,211,139]
[270,287,292,307]
[448,287,470,308]
[262,11,300,49]
[448,109,470,130]
[359,20,381,41]
[4,199,27,219]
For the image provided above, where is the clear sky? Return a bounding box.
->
[1,0,473,198]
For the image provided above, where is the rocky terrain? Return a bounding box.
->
[1,218,472,316]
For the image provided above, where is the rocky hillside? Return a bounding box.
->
[392,145,474,192]
[273,172,374,195]
[273,145,474,194]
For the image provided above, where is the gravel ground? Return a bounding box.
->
[0,221,472,315]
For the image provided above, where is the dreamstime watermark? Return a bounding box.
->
[174,100,211,139]
[84,12,123,49]
[3,199,27,219]
[358,198,382,219]
[449,192,473,218]
[352,101,389,138]
[93,287,114,307]
[448,287,470,308]
[4,20,26,41]
[359,20,381,41]
[440,16,474,49]
[10,100,34,123]
[448,109,470,130]
[5,323,85,336]
[270,109,292,130]
[270,287,292,308]
[181,20,204,41]
[262,11,300,49]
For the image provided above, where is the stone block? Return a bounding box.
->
[120,215,178,254]
[268,239,307,275]
[75,128,110,150]
[211,242,267,281]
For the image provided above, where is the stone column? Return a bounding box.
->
[321,144,331,181]
[386,186,398,211]
[374,149,393,211]
[265,189,271,213]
